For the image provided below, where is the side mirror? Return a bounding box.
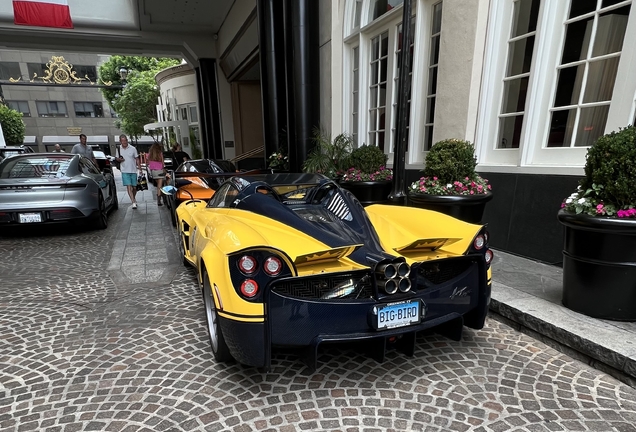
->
[161,185,178,196]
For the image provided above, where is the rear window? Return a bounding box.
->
[0,156,73,179]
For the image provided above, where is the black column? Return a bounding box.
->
[195,59,223,159]
[258,0,284,163]
[389,0,414,205]
[284,0,312,173]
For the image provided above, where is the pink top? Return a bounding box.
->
[148,160,163,170]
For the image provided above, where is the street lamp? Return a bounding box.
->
[118,67,129,82]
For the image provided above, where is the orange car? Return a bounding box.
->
[165,159,237,226]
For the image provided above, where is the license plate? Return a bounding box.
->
[377,300,420,330]
[19,212,42,223]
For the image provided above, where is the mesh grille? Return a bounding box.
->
[418,260,473,285]
[272,273,373,300]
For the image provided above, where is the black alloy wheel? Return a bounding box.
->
[111,180,119,210]
[202,270,232,362]
[95,192,108,230]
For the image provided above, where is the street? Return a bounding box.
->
[1,181,635,432]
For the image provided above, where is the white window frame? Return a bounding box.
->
[342,0,438,166]
[477,0,636,172]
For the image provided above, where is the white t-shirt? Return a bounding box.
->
[118,144,139,173]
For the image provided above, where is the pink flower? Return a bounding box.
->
[596,204,604,215]
[618,210,627,218]
[628,208,636,216]
[561,203,566,208]
[433,176,438,181]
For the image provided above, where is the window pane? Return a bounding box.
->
[426,97,436,124]
[592,6,630,57]
[602,0,626,8]
[189,106,198,123]
[512,0,540,37]
[381,32,389,57]
[547,109,576,147]
[371,62,379,84]
[432,2,443,34]
[498,115,524,148]
[354,0,362,28]
[372,37,380,59]
[430,35,440,65]
[554,65,584,107]
[428,67,438,94]
[506,36,535,76]
[368,133,376,147]
[501,77,529,114]
[380,58,387,82]
[370,87,378,108]
[0,62,21,80]
[27,63,47,78]
[583,57,620,103]
[569,0,596,18]
[370,0,404,21]
[575,105,610,146]
[379,85,386,106]
[561,18,593,64]
[424,125,434,151]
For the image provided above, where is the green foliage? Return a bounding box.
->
[0,104,26,146]
[302,128,354,178]
[347,144,388,174]
[422,138,478,184]
[581,126,636,208]
[99,56,180,140]
[190,128,202,159]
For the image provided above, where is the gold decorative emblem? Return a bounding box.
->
[8,55,113,86]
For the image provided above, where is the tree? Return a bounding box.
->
[0,104,26,146]
[99,55,180,141]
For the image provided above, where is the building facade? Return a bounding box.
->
[320,0,636,264]
[0,49,121,154]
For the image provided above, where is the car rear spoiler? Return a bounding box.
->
[393,238,462,253]
[293,244,362,267]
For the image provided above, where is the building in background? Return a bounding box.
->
[0,49,122,154]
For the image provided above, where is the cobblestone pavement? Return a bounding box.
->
[1,193,636,431]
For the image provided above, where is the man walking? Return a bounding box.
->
[115,134,141,209]
[70,134,96,164]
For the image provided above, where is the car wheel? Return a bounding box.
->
[95,192,108,230]
[170,201,177,227]
[202,270,232,362]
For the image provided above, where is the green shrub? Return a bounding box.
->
[580,126,636,208]
[422,138,477,184]
[0,104,26,146]
[348,144,388,174]
[302,128,353,178]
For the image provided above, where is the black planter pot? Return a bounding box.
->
[407,192,493,224]
[558,210,636,321]
[339,180,393,206]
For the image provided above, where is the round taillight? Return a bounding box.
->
[238,255,257,274]
[485,249,493,264]
[240,279,259,297]
[473,235,485,250]
[263,256,282,276]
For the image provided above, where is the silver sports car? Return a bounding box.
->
[0,153,118,229]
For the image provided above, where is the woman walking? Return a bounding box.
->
[147,143,166,206]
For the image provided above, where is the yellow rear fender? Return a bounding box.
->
[365,204,484,257]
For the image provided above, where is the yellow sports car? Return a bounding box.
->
[172,173,492,369]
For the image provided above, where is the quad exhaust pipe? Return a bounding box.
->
[375,260,411,294]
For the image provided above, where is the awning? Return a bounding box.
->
[42,135,109,144]
[22,136,37,144]
[143,120,189,132]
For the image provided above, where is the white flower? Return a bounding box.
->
[566,198,573,204]
[447,184,452,188]
[578,198,587,204]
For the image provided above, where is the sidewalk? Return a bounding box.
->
[489,250,636,387]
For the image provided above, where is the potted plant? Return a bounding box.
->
[339,144,393,205]
[408,138,492,223]
[302,128,353,179]
[268,148,289,172]
[558,125,636,321]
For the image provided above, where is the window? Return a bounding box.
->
[423,2,443,151]
[178,107,188,121]
[73,65,97,81]
[0,62,21,80]
[27,63,47,79]
[7,101,31,117]
[74,102,104,118]
[189,105,198,123]
[497,0,540,149]
[36,101,68,118]
[478,0,635,168]
[344,0,439,163]
[547,1,630,148]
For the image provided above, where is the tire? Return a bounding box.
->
[169,201,177,227]
[111,181,119,211]
[202,270,232,362]
[95,192,108,230]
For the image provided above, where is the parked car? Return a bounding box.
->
[169,173,492,369]
[164,159,237,226]
[92,150,112,173]
[0,153,118,229]
[0,145,33,162]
